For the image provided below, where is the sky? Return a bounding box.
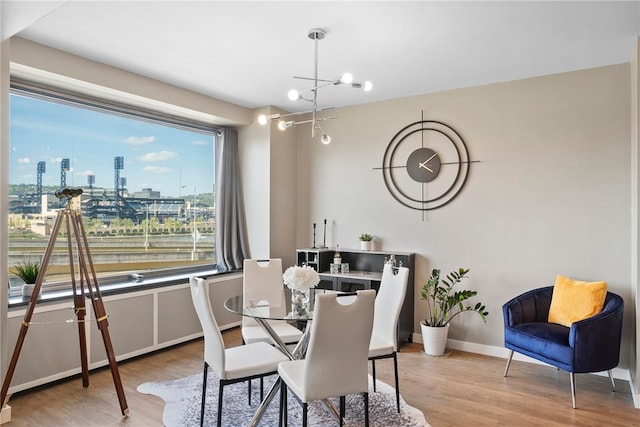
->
[9,93,215,199]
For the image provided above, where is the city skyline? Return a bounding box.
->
[9,93,215,199]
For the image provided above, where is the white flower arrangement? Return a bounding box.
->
[283,265,320,291]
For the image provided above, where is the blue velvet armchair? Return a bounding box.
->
[502,286,624,408]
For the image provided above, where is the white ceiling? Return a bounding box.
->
[2,1,639,113]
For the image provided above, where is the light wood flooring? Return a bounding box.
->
[4,327,638,426]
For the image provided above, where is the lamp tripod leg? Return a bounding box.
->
[0,209,65,408]
[70,210,129,416]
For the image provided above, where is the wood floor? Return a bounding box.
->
[4,327,638,426]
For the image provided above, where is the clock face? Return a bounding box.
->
[406,148,441,183]
[380,119,471,211]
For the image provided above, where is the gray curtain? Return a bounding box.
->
[215,128,249,271]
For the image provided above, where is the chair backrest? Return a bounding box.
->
[372,264,410,351]
[189,276,225,378]
[303,289,375,401]
[243,259,285,326]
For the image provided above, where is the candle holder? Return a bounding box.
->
[312,223,317,248]
[319,219,328,248]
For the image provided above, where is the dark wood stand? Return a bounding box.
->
[296,248,415,347]
[1,197,129,416]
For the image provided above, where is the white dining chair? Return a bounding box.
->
[368,264,410,413]
[189,276,289,427]
[278,289,376,427]
[242,258,304,345]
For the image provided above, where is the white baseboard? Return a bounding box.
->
[629,371,640,409]
[1,405,11,424]
[410,333,637,408]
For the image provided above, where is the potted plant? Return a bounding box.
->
[420,268,488,356]
[13,260,42,297]
[359,233,374,251]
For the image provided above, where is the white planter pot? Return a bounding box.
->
[21,283,36,297]
[420,322,450,356]
[360,241,372,251]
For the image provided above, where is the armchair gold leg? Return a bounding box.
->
[570,372,576,409]
[503,350,514,377]
[607,369,616,391]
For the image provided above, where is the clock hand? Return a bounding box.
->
[418,161,433,173]
[418,153,438,171]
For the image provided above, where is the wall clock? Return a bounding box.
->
[379,116,474,211]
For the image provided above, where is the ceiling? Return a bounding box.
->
[2,1,639,114]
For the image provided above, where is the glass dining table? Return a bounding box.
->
[224,290,315,360]
[224,288,346,426]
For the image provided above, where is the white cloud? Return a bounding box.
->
[192,139,209,146]
[75,170,95,177]
[144,165,173,174]
[140,150,177,162]
[17,157,30,164]
[125,136,156,145]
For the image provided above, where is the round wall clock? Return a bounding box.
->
[380,118,472,211]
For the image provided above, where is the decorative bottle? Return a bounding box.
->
[333,246,341,265]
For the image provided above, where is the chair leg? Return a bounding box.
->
[279,382,287,427]
[339,396,345,427]
[363,392,370,427]
[570,372,576,409]
[393,352,400,413]
[302,402,308,427]
[260,376,264,401]
[248,379,252,405]
[218,381,224,427]
[608,369,616,391]
[503,350,514,377]
[371,359,377,392]
[200,362,208,427]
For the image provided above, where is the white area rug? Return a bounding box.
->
[138,372,430,426]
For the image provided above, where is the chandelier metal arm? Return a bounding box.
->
[294,76,369,89]
[293,76,337,83]
[296,80,339,97]
[284,116,338,127]
[267,107,335,122]
[312,32,319,138]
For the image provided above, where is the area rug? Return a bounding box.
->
[137,372,430,426]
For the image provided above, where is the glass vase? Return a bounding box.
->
[291,288,310,317]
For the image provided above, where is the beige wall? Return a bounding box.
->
[297,64,633,366]
[239,106,298,267]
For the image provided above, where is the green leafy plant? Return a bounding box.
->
[12,260,41,284]
[421,268,489,327]
[359,233,373,241]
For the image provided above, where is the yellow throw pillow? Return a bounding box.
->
[548,275,607,327]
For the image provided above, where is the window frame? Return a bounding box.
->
[8,75,222,300]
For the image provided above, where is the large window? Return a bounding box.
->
[9,88,216,291]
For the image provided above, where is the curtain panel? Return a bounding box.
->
[215,128,249,271]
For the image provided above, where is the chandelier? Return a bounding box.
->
[258,28,372,144]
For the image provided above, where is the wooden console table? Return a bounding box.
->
[296,248,415,346]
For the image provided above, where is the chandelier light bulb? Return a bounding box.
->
[321,134,331,144]
[257,114,268,125]
[288,89,300,101]
[277,120,287,131]
[340,73,353,85]
[364,81,373,92]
